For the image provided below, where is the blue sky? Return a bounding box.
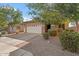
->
[0,3,32,21]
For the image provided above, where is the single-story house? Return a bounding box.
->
[7,20,79,34]
[23,21,79,34]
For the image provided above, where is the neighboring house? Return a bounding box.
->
[68,22,78,31]
[8,23,25,34]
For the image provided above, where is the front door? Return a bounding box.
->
[45,24,51,32]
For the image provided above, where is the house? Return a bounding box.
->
[7,21,46,34]
[68,22,78,31]
[24,20,79,33]
[7,20,79,34]
[8,23,25,34]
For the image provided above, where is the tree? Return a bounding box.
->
[26,3,68,30]
[0,6,8,29]
[11,10,23,26]
[0,5,23,32]
[55,3,79,31]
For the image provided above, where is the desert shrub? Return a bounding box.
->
[0,32,1,37]
[1,31,6,35]
[65,28,74,32]
[0,30,6,37]
[58,28,63,32]
[52,30,57,36]
[48,29,53,36]
[57,28,63,36]
[42,32,49,40]
[59,30,79,52]
[48,29,57,36]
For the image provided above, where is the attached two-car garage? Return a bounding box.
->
[24,22,45,34]
[27,25,42,33]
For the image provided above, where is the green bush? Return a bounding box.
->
[59,30,79,52]
[65,28,74,32]
[42,32,49,40]
[48,29,57,36]
[48,29,53,36]
[0,32,2,37]
[57,28,63,36]
[58,28,63,33]
[1,31,6,35]
[52,30,57,36]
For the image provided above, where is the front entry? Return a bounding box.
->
[45,24,51,32]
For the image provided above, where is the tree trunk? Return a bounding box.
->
[75,21,79,32]
[10,25,14,33]
[58,24,65,30]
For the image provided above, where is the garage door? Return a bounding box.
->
[27,25,42,33]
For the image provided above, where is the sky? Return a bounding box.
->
[0,3,32,21]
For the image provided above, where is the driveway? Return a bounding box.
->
[8,32,79,56]
[8,33,39,41]
[0,37,32,56]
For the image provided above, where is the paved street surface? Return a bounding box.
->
[8,33,79,56]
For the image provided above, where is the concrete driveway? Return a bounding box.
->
[0,37,32,56]
[8,33,40,41]
[8,32,79,56]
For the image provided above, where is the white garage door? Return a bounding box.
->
[27,25,42,33]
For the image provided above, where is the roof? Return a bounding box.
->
[23,20,42,24]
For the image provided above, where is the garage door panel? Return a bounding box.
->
[27,26,42,33]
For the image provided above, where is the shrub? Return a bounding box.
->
[0,32,2,37]
[57,28,63,36]
[42,32,49,40]
[1,31,6,35]
[58,28,63,33]
[52,30,57,36]
[0,31,6,37]
[65,28,74,32]
[59,30,79,52]
[48,29,57,36]
[48,29,53,36]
